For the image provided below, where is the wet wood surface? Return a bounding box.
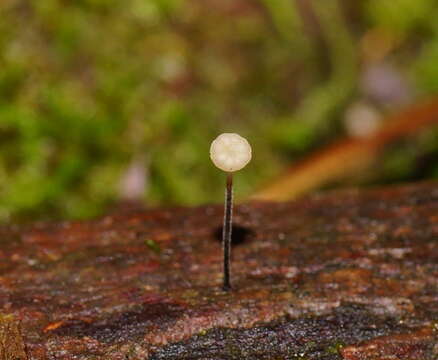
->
[0,182,437,359]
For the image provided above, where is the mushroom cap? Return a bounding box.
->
[210,133,252,172]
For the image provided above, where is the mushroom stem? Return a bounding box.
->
[222,173,233,291]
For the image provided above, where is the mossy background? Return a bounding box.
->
[1,0,438,222]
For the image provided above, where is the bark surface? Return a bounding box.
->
[0,182,437,359]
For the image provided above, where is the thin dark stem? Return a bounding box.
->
[222,173,233,291]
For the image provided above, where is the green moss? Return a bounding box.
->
[145,239,162,254]
[325,341,345,356]
[1,0,438,223]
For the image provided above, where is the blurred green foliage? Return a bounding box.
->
[0,0,438,222]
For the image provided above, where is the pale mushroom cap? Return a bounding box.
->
[210,133,252,172]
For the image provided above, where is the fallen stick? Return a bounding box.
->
[252,97,438,201]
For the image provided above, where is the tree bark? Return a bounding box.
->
[0,182,437,359]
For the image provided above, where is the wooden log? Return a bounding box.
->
[0,182,437,359]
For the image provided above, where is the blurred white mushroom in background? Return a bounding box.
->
[119,155,148,201]
[344,101,382,138]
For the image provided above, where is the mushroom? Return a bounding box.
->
[210,133,252,291]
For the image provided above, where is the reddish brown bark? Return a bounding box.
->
[0,182,437,359]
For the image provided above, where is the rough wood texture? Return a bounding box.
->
[0,182,437,359]
[0,314,27,360]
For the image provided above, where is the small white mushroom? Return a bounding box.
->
[210,133,252,291]
[210,133,252,172]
